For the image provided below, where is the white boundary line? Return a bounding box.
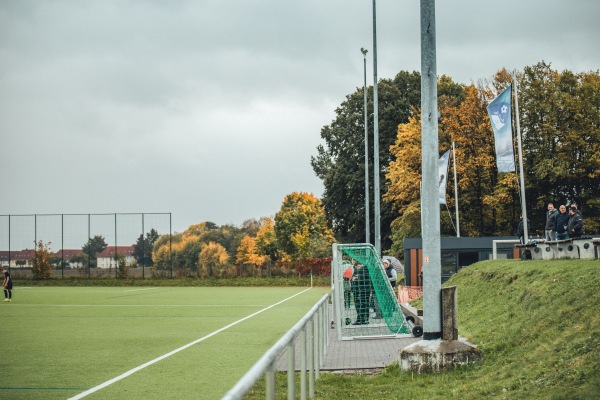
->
[68,287,312,400]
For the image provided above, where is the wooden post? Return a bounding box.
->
[441,286,458,340]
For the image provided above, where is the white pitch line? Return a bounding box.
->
[123,288,158,292]
[68,287,313,400]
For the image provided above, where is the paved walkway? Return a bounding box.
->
[277,305,420,372]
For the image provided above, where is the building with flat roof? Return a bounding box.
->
[402,236,519,286]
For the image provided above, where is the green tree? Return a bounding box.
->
[274,192,335,260]
[115,252,129,279]
[82,235,108,269]
[133,229,159,267]
[311,71,422,250]
[519,62,600,234]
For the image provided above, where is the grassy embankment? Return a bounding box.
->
[256,259,600,399]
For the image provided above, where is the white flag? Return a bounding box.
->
[438,150,450,205]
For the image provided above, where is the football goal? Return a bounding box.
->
[331,243,412,340]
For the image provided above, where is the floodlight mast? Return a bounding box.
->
[420,0,442,340]
[372,0,381,256]
[361,47,370,244]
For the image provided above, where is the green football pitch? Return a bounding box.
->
[0,286,330,400]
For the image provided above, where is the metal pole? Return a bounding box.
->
[61,214,64,278]
[362,47,370,244]
[169,213,173,278]
[513,77,528,243]
[142,213,145,279]
[372,0,381,256]
[420,0,442,340]
[452,142,460,237]
[8,215,11,271]
[114,213,117,277]
[88,214,91,278]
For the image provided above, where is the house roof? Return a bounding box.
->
[97,246,135,258]
[54,249,83,259]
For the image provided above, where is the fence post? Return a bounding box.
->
[287,342,295,400]
[300,327,307,400]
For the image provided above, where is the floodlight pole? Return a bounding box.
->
[372,0,381,256]
[361,47,370,245]
[420,0,442,340]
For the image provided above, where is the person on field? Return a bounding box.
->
[555,205,570,240]
[545,203,558,241]
[1,267,12,303]
[351,263,372,325]
[568,206,584,238]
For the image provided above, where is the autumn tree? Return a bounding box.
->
[255,217,278,262]
[236,235,265,276]
[32,240,53,279]
[274,192,335,260]
[198,242,229,278]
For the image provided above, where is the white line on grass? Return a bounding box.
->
[68,287,313,400]
[123,288,157,292]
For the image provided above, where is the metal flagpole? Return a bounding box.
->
[372,0,381,256]
[361,48,370,244]
[452,141,460,237]
[512,75,528,243]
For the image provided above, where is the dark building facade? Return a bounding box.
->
[402,236,519,286]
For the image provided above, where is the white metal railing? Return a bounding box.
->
[222,293,330,400]
[492,239,521,260]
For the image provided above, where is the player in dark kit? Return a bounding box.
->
[2,268,12,303]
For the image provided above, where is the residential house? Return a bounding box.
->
[96,246,136,269]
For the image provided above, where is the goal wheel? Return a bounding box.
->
[412,325,423,337]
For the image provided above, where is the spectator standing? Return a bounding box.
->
[517,215,530,244]
[568,206,584,238]
[545,203,558,241]
[555,205,570,240]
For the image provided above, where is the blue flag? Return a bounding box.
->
[438,150,450,205]
[487,86,515,172]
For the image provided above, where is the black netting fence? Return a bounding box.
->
[0,213,171,279]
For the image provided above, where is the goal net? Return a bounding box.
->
[331,243,411,340]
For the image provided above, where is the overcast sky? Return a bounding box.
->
[1,0,599,234]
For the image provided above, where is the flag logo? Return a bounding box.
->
[487,86,516,173]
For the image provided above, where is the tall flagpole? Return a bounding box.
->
[513,75,528,242]
[361,48,370,244]
[452,141,460,237]
[372,0,381,256]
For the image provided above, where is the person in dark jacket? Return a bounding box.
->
[555,205,570,240]
[567,206,584,238]
[351,263,372,325]
[517,215,530,244]
[545,203,558,241]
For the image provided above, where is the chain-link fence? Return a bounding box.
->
[0,213,172,279]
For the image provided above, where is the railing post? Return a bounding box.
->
[309,318,315,398]
[314,313,321,380]
[287,342,295,400]
[265,361,276,400]
[301,327,307,400]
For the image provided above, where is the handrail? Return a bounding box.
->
[492,239,520,260]
[222,293,330,400]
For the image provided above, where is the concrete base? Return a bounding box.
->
[399,339,483,373]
